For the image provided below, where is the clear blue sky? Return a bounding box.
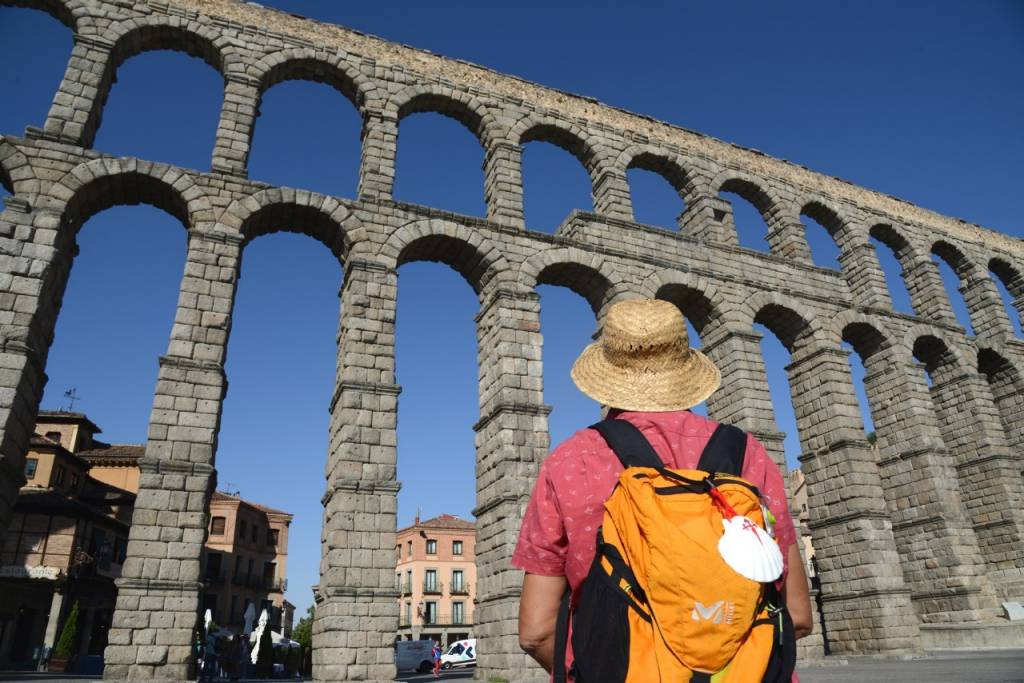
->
[2,0,1021,618]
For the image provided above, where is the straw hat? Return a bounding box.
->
[571,298,721,412]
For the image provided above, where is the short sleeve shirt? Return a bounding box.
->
[512,409,797,596]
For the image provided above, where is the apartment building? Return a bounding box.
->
[0,411,137,670]
[395,514,475,647]
[202,491,294,636]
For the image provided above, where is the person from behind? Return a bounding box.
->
[513,298,812,681]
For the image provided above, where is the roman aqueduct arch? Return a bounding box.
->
[0,0,1022,680]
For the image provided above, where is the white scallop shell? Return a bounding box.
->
[718,515,784,583]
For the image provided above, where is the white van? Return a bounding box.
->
[440,639,477,670]
[395,640,436,673]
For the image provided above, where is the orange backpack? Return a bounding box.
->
[553,419,795,683]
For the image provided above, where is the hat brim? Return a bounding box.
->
[570,342,722,412]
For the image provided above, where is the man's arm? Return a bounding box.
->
[518,572,569,672]
[782,543,813,639]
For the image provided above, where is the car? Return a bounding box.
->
[394,639,436,673]
[440,639,477,670]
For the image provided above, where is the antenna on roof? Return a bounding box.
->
[63,388,80,411]
[415,506,421,525]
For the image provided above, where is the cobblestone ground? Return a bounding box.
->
[797,650,1024,683]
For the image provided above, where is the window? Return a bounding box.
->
[425,539,437,555]
[53,465,66,485]
[25,458,38,479]
[247,558,254,583]
[206,552,222,581]
[266,528,278,546]
[403,602,411,625]
[70,473,79,489]
[233,557,243,581]
[452,540,463,556]
[407,540,412,558]
[251,525,258,543]
[424,569,438,592]
[210,516,226,535]
[452,601,464,625]
[405,570,412,589]
[451,570,464,592]
[238,520,248,540]
[423,601,438,624]
[45,431,62,444]
[449,643,464,656]
[230,595,239,623]
[395,573,401,590]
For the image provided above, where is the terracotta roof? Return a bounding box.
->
[211,490,292,518]
[78,441,145,464]
[402,513,475,532]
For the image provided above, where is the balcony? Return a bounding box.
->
[422,581,443,596]
[449,581,470,596]
[398,580,413,596]
[422,614,472,627]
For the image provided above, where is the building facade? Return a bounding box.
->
[201,491,293,636]
[0,412,137,670]
[396,514,476,647]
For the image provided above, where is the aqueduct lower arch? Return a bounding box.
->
[1,0,1023,681]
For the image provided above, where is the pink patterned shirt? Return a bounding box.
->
[513,409,797,596]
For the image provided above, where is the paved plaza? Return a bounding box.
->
[3,650,1024,682]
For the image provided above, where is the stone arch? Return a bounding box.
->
[385,85,501,149]
[711,171,787,249]
[642,269,725,335]
[82,16,242,148]
[801,198,854,248]
[713,172,779,219]
[48,157,213,233]
[0,138,37,197]
[252,48,378,112]
[519,247,632,318]
[220,188,363,262]
[869,222,919,262]
[989,257,1024,301]
[978,345,1024,449]
[512,115,612,178]
[378,218,512,298]
[931,238,980,282]
[908,328,969,376]
[744,291,824,352]
[830,310,895,358]
[618,146,700,205]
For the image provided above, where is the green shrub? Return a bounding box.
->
[54,600,80,658]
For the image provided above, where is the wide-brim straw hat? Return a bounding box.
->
[571,298,721,412]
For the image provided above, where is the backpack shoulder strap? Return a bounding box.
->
[697,423,747,475]
[590,418,664,469]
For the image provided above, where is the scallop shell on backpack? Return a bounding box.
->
[717,515,784,583]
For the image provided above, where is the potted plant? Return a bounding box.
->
[48,600,79,672]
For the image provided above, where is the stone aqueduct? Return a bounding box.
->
[0,0,1022,680]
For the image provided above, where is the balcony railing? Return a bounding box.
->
[449,581,470,595]
[398,580,413,596]
[422,614,472,626]
[422,581,443,595]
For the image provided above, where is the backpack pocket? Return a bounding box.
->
[570,544,651,683]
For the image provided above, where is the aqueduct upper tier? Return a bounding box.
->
[0,0,1022,681]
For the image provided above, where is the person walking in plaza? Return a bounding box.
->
[431,641,443,678]
[513,298,812,681]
